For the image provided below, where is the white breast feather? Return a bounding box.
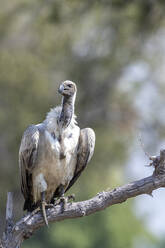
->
[32,106,80,203]
[44,106,77,135]
[45,130,60,156]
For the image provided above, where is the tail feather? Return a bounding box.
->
[23,199,36,212]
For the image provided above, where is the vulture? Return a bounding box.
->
[19,81,95,226]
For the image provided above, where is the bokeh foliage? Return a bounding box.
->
[0,0,165,247]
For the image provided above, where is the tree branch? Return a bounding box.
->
[1,149,165,248]
[5,192,14,234]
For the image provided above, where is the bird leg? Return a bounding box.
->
[55,194,70,213]
[55,193,75,212]
[59,194,75,212]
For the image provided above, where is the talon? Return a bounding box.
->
[45,203,55,209]
[54,195,67,212]
[60,196,67,211]
[68,194,75,202]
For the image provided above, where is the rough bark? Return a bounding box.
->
[1,149,165,248]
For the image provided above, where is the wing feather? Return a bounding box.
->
[65,128,95,192]
[19,125,40,210]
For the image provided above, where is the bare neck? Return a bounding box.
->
[59,94,76,129]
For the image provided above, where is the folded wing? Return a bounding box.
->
[65,128,95,192]
[19,125,40,211]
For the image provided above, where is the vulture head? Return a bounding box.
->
[58,80,77,97]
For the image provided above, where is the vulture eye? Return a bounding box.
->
[68,84,72,88]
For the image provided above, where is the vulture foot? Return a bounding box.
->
[55,194,75,212]
[67,193,75,202]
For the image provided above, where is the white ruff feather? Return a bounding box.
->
[44,106,77,134]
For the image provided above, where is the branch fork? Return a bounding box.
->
[1,149,165,248]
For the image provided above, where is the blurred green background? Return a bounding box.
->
[1,0,165,247]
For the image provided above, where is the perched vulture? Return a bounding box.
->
[19,81,95,226]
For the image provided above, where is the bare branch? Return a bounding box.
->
[5,192,14,233]
[1,149,165,248]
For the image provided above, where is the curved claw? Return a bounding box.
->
[54,194,75,212]
[67,194,75,202]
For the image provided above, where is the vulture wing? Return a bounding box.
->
[65,128,95,192]
[19,125,40,211]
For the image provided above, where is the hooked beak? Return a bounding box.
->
[58,84,64,94]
